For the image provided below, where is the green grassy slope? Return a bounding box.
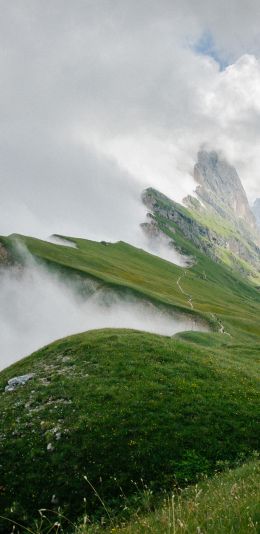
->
[1,232,260,338]
[0,329,259,532]
[0,228,259,532]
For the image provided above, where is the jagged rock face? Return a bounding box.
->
[142,182,260,281]
[194,151,257,232]
[143,189,225,258]
[142,151,260,281]
[252,199,260,228]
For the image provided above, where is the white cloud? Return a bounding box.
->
[1,0,260,242]
[0,255,207,370]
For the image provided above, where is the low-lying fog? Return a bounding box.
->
[0,256,208,370]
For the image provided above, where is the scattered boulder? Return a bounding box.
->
[5,373,35,392]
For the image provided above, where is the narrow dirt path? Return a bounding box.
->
[176,271,231,336]
[177,271,194,310]
[176,272,231,336]
[210,313,231,336]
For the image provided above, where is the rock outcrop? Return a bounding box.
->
[5,374,35,392]
[142,151,260,281]
[193,151,258,234]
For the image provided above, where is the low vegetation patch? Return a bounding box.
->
[77,459,259,534]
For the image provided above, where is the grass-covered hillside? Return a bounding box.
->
[0,329,259,532]
[1,231,260,338]
[0,225,259,532]
[80,459,259,533]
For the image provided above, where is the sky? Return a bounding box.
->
[1,0,260,244]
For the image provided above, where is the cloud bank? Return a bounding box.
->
[1,1,260,248]
[0,256,207,370]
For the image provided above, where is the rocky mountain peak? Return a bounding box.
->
[194,150,257,231]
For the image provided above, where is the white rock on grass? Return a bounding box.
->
[5,374,35,392]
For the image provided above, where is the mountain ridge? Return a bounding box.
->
[142,151,260,283]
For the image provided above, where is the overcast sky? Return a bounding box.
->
[1,0,260,242]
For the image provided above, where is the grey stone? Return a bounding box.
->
[5,373,35,392]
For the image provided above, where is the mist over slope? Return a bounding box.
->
[252,198,260,228]
[1,149,259,371]
[0,249,204,370]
